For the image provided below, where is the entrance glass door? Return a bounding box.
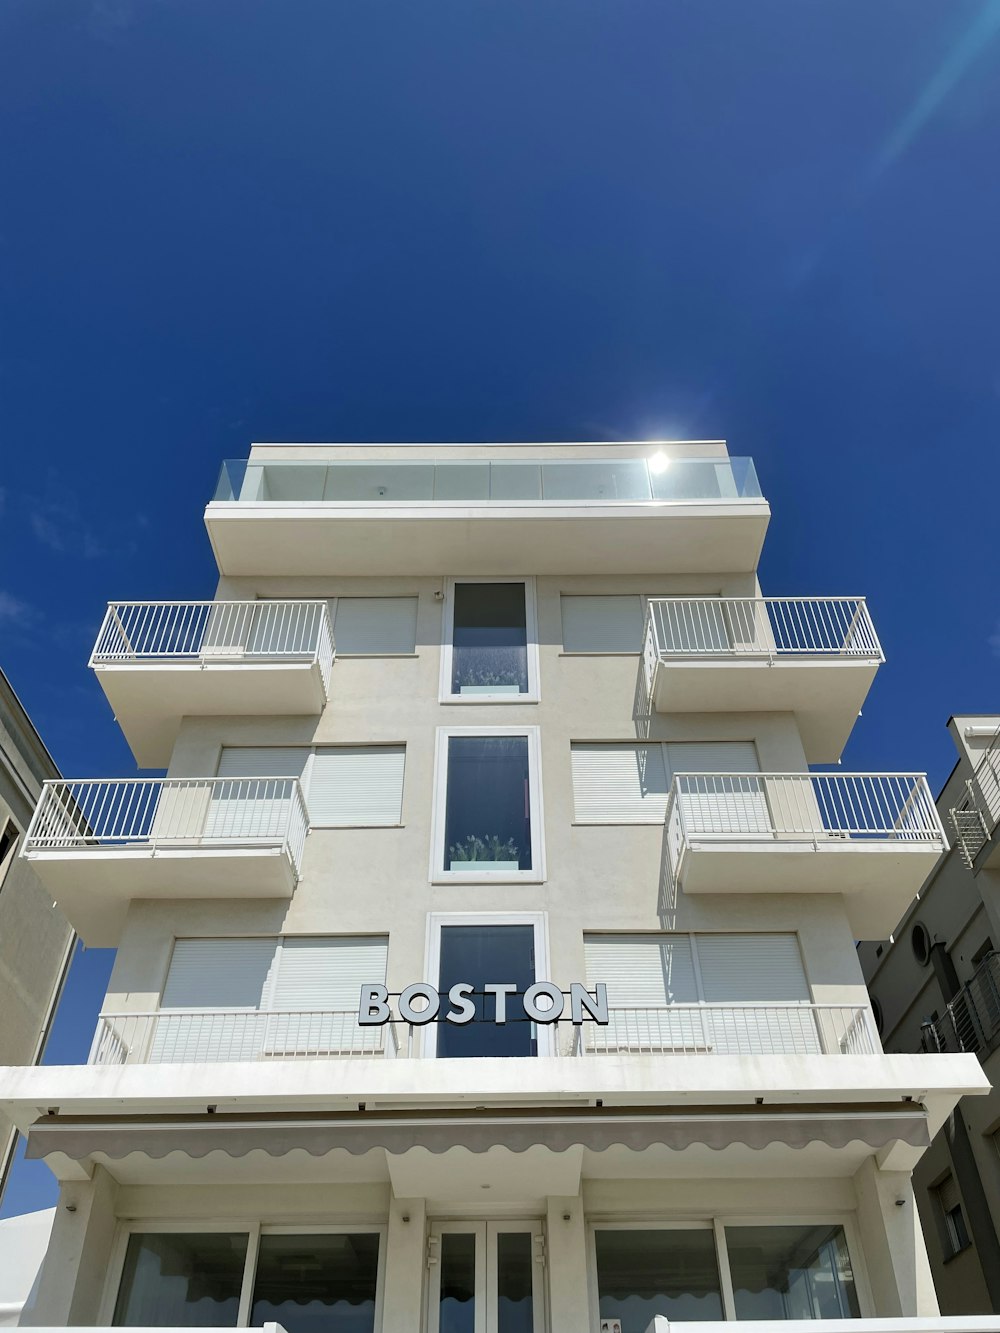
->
[429,1222,544,1333]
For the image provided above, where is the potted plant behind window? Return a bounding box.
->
[448,833,521,873]
[454,646,526,696]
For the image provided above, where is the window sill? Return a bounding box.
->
[942,1241,974,1264]
[440,696,540,705]
[432,873,545,886]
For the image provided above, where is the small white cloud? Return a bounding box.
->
[0,591,38,628]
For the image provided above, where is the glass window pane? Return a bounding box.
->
[113,1232,248,1327]
[452,584,528,695]
[250,1233,380,1333]
[595,1228,723,1331]
[439,1232,477,1333]
[437,925,536,1058]
[726,1224,861,1320]
[445,736,532,871]
[497,1232,534,1333]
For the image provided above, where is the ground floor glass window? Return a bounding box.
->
[595,1228,724,1330]
[113,1233,248,1327]
[725,1224,860,1320]
[112,1231,380,1331]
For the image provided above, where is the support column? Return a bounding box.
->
[853,1156,937,1317]
[21,1164,119,1326]
[546,1194,590,1333]
[380,1196,426,1333]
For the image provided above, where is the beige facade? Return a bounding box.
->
[0,669,74,1203]
[4,442,991,1333]
[860,715,1000,1317]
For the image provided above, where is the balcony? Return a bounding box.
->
[204,450,770,576]
[574,1003,877,1057]
[950,727,1000,871]
[22,777,308,946]
[643,597,883,763]
[90,600,334,767]
[923,951,1000,1058]
[664,772,947,938]
[90,1008,399,1064]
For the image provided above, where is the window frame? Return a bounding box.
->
[439,576,540,704]
[587,1213,872,1326]
[101,1220,387,1329]
[423,911,554,1058]
[430,726,545,884]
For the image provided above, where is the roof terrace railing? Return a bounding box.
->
[90,600,334,694]
[211,456,763,505]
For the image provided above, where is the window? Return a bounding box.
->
[726,1224,861,1319]
[425,913,552,1058]
[441,579,539,702]
[215,745,405,828]
[111,1230,382,1332]
[595,1228,723,1330]
[0,819,18,890]
[113,1232,248,1326]
[151,936,389,1062]
[570,741,760,824]
[330,597,418,655]
[250,1233,381,1333]
[432,729,543,881]
[560,595,643,653]
[935,1175,971,1258]
[972,938,994,967]
[584,933,814,1054]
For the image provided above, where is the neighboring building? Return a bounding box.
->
[860,716,1000,1317]
[0,668,74,1204]
[0,1208,55,1327]
[0,441,991,1333]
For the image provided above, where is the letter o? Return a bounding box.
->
[523,982,564,1024]
[398,983,441,1026]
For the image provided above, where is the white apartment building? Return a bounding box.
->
[2,440,993,1333]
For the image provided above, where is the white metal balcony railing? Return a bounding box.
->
[644,596,882,667]
[574,1003,877,1057]
[88,1003,875,1067]
[90,1009,399,1065]
[666,772,945,853]
[90,600,335,690]
[24,777,309,876]
[950,726,1000,868]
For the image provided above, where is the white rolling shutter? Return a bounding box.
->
[332,597,418,655]
[307,747,405,826]
[571,743,670,823]
[151,938,278,1063]
[561,596,643,653]
[205,747,308,840]
[264,936,389,1056]
[669,741,769,835]
[694,933,818,1055]
[584,934,702,1051]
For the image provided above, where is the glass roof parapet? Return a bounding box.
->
[211,455,763,505]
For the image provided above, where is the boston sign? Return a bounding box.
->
[359,982,609,1027]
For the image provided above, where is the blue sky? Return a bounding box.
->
[1,0,999,1215]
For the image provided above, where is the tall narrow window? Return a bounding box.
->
[442,580,538,701]
[436,924,537,1058]
[434,730,543,881]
